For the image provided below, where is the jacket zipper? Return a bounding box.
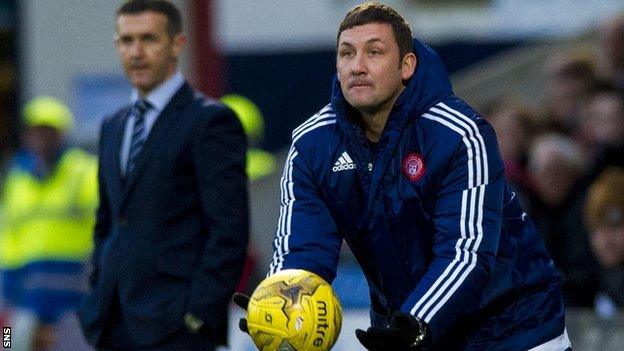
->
[384,195,413,295]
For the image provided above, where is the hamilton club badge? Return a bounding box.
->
[402,153,426,182]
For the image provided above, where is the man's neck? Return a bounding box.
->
[361,112,388,142]
[27,146,62,178]
[359,89,403,142]
[138,67,178,98]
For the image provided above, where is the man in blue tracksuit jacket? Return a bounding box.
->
[259,3,570,350]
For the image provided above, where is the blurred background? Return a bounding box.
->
[1,0,624,350]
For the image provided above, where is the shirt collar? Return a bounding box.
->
[130,71,185,112]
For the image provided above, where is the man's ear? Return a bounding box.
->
[401,52,417,81]
[171,33,187,58]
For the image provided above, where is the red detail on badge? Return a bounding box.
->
[402,153,426,181]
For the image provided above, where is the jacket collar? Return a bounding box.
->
[12,147,67,180]
[120,82,193,206]
[330,39,454,209]
[130,71,185,113]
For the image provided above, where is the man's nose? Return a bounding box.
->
[128,41,144,57]
[350,53,367,76]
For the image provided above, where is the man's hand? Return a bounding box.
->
[355,311,429,351]
[32,323,56,351]
[183,313,205,334]
[232,292,250,333]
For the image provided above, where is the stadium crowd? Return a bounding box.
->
[482,15,624,315]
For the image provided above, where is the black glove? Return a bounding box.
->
[355,311,429,351]
[232,292,250,333]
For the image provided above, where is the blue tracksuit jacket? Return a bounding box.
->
[269,39,567,350]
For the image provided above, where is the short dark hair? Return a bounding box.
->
[117,0,183,36]
[337,2,413,60]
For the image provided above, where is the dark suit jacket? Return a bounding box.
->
[78,82,249,348]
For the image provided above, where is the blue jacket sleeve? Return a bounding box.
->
[186,106,249,327]
[90,117,113,287]
[400,117,505,342]
[268,143,342,283]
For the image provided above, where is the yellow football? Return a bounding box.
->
[246,269,343,351]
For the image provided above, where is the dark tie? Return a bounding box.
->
[126,99,152,174]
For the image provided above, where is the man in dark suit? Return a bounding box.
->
[78,1,249,350]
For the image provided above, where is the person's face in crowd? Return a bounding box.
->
[115,11,185,96]
[534,159,575,206]
[601,19,624,72]
[582,92,624,146]
[23,126,62,161]
[548,76,588,124]
[337,22,415,118]
[591,224,624,268]
[531,147,580,207]
[489,109,526,161]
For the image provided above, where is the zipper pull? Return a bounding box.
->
[368,162,373,172]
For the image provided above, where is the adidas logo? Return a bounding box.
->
[332,151,356,172]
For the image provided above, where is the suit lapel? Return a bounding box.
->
[107,106,131,208]
[120,83,193,205]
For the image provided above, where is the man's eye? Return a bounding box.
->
[340,51,354,58]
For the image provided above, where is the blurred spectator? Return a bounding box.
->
[527,133,599,307]
[598,15,624,91]
[220,94,278,296]
[0,96,98,350]
[544,54,597,134]
[484,100,538,207]
[584,167,624,318]
[221,94,276,182]
[577,83,624,177]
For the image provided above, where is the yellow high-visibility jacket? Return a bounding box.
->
[0,148,98,269]
[247,148,276,182]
